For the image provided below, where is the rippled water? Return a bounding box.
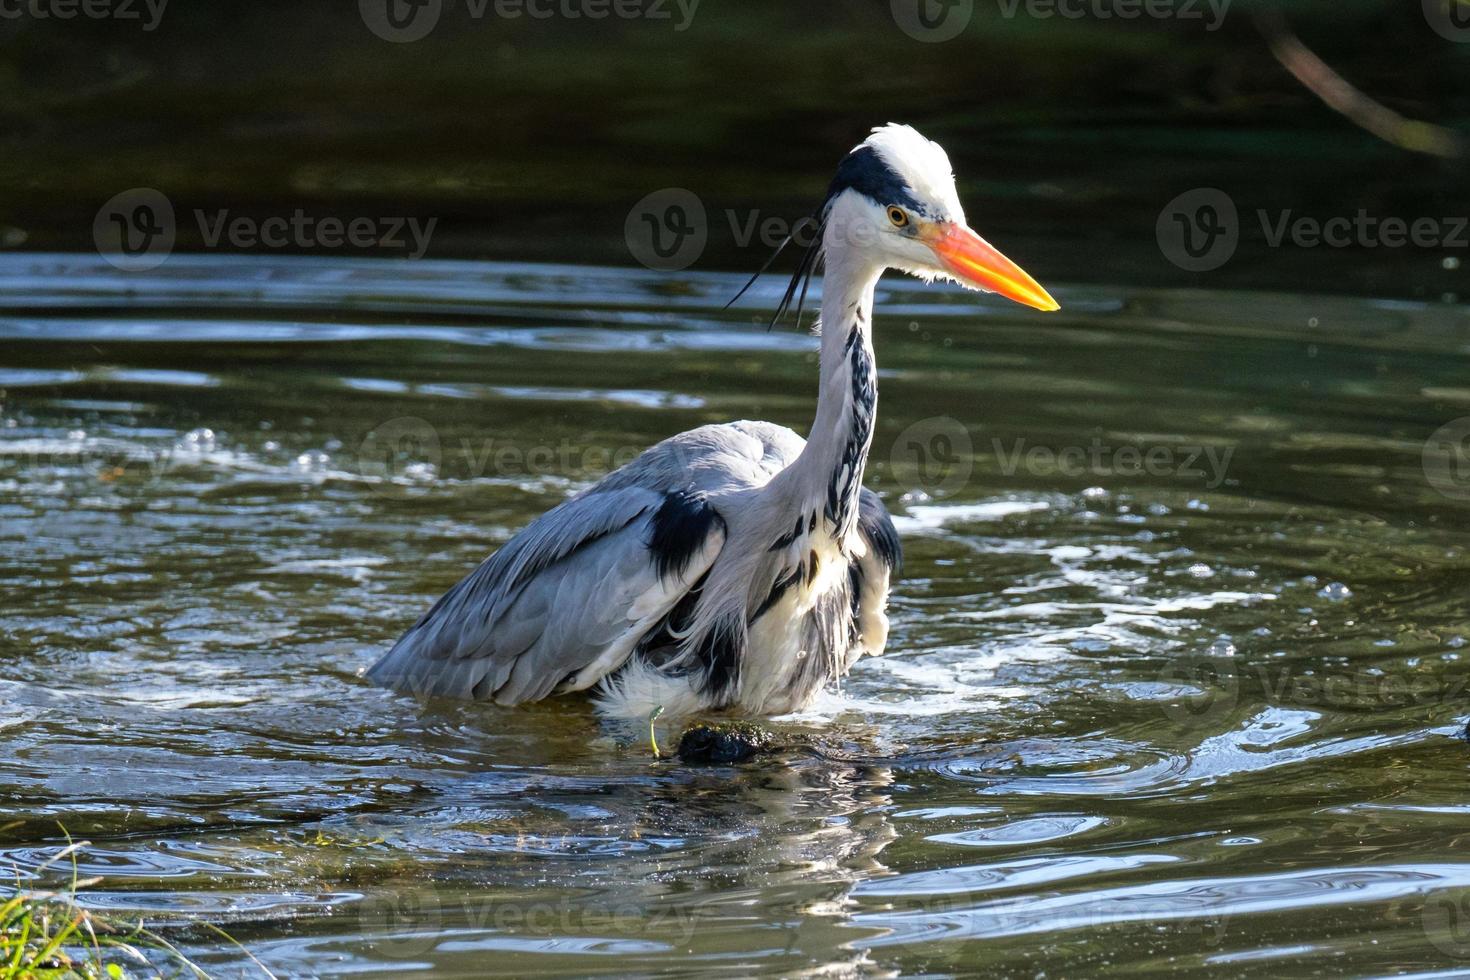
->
[3,254,1470,977]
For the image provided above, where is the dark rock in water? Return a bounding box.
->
[676,723,777,764]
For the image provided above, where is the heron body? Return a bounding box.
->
[367,124,1057,719]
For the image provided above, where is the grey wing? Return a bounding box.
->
[852,488,902,657]
[366,420,799,703]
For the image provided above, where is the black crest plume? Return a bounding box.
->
[725,139,917,332]
[724,213,826,332]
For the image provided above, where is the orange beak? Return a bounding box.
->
[926,222,1060,312]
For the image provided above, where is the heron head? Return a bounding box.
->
[821,124,1059,312]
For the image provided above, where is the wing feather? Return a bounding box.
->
[366,420,801,704]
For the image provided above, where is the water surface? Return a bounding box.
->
[2,254,1469,977]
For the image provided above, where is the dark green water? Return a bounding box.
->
[2,254,1470,976]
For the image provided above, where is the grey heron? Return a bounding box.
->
[367,123,1058,719]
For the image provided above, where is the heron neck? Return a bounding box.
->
[792,248,883,542]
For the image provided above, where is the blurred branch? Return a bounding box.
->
[1255,7,1463,159]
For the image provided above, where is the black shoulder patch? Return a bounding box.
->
[648,488,722,580]
[858,488,902,572]
[824,145,922,213]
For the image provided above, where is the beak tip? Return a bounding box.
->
[931,224,1060,315]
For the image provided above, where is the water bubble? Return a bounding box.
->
[262,440,281,452]
[1447,635,1467,649]
[1081,486,1108,500]
[292,449,331,472]
[402,462,436,481]
[67,429,86,441]
[1444,256,1461,271]
[1186,499,1209,511]
[324,437,344,452]
[180,427,216,452]
[1146,502,1171,516]
[1188,562,1214,579]
[1373,638,1396,648]
[1317,582,1352,601]
[1207,636,1236,657]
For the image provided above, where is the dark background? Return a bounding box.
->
[1,0,1467,298]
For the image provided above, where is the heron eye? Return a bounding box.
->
[886,206,909,228]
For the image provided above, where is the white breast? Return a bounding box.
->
[739,534,859,715]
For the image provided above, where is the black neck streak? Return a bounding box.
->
[823,321,876,541]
